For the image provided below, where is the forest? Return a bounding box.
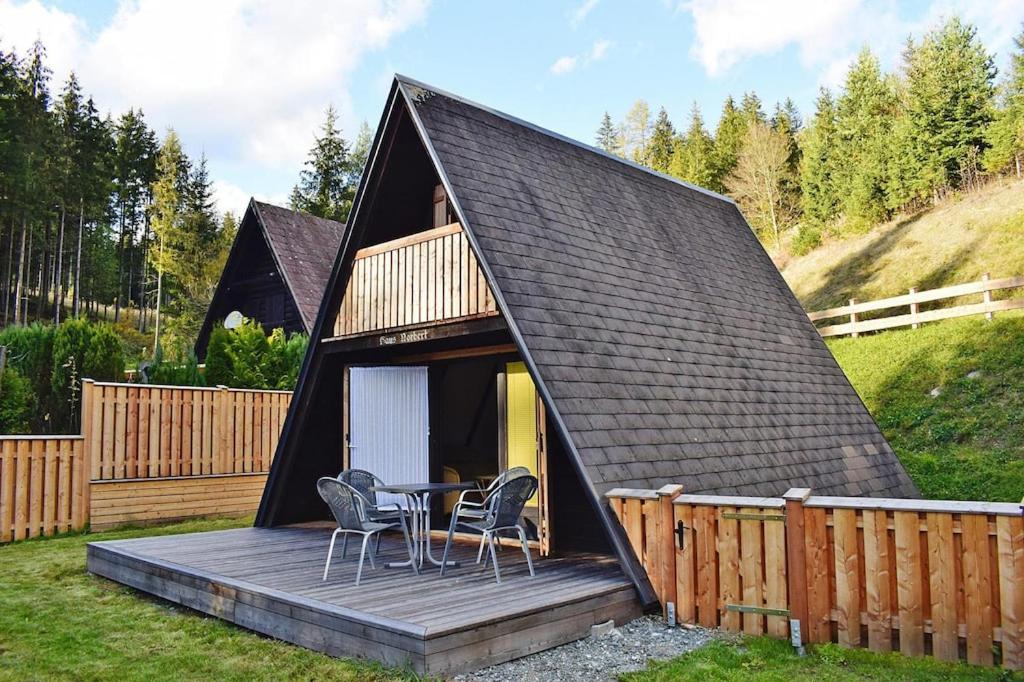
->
[0,39,369,359]
[596,18,1024,254]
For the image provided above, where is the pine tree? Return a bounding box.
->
[903,17,997,198]
[834,47,897,225]
[646,108,676,173]
[595,111,621,155]
[669,104,715,188]
[289,106,353,222]
[348,120,373,188]
[53,73,88,323]
[148,130,187,352]
[740,91,766,125]
[709,96,747,192]
[799,89,840,226]
[983,24,1024,177]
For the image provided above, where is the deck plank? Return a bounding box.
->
[87,526,638,676]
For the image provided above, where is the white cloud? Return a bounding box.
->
[569,0,599,28]
[0,0,428,170]
[549,39,612,76]
[682,0,1024,82]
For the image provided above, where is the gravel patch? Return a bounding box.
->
[453,616,715,682]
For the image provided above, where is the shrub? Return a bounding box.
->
[203,325,233,387]
[225,319,270,389]
[0,367,35,434]
[84,323,125,381]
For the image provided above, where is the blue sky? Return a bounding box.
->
[2,0,1023,216]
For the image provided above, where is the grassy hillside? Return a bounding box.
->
[781,178,1024,311]
[828,314,1024,502]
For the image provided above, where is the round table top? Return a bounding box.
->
[369,481,477,495]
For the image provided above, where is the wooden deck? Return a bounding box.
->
[87,525,640,675]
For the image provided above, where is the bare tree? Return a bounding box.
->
[726,122,796,249]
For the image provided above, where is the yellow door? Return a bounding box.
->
[505,361,538,507]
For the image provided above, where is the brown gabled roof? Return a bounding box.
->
[399,77,917,499]
[252,201,345,331]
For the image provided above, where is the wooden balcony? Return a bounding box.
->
[333,222,499,338]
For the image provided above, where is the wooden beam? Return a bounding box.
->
[353,222,462,260]
[393,343,516,365]
[321,316,507,354]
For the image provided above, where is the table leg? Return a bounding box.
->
[384,492,422,569]
[422,492,459,568]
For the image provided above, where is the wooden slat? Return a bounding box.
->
[718,507,740,632]
[695,505,718,628]
[894,511,924,657]
[962,513,994,666]
[674,503,695,624]
[927,512,958,661]
[833,508,860,647]
[738,507,764,635]
[804,507,831,643]
[862,509,892,652]
[763,509,787,638]
[997,515,1024,670]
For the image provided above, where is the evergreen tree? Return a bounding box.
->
[834,47,898,224]
[289,106,353,222]
[148,130,187,352]
[709,96,746,192]
[740,91,766,125]
[669,104,715,188]
[799,89,840,226]
[595,111,621,155]
[903,17,997,198]
[646,107,676,173]
[348,120,373,187]
[983,24,1024,177]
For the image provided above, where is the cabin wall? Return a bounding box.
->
[197,225,303,358]
[548,415,611,554]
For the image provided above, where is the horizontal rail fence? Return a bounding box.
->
[807,273,1024,338]
[83,380,291,481]
[0,436,88,542]
[607,487,1024,671]
[334,222,498,337]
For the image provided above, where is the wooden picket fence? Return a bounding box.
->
[82,380,291,480]
[607,486,1024,671]
[0,381,291,542]
[808,273,1024,337]
[0,436,89,542]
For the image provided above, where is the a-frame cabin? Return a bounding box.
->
[90,76,916,675]
[195,200,344,358]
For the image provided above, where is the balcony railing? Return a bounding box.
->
[332,222,498,338]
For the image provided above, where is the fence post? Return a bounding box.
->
[79,379,94,529]
[909,287,920,329]
[848,299,859,338]
[784,487,812,653]
[982,272,993,321]
[657,484,683,623]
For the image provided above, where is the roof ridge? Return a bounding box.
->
[394,73,736,206]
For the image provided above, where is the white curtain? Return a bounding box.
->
[349,366,429,508]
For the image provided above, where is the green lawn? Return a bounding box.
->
[828,313,1024,501]
[0,517,409,682]
[622,636,1016,681]
[2,518,1021,680]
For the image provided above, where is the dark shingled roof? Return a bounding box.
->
[253,201,345,331]
[401,77,918,499]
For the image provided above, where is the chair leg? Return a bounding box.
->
[439,512,458,576]
[398,513,419,576]
[341,533,348,559]
[516,525,535,577]
[481,530,491,567]
[488,533,501,584]
[323,528,340,581]
[366,535,377,569]
[476,532,487,564]
[355,533,371,586]
[374,533,381,557]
